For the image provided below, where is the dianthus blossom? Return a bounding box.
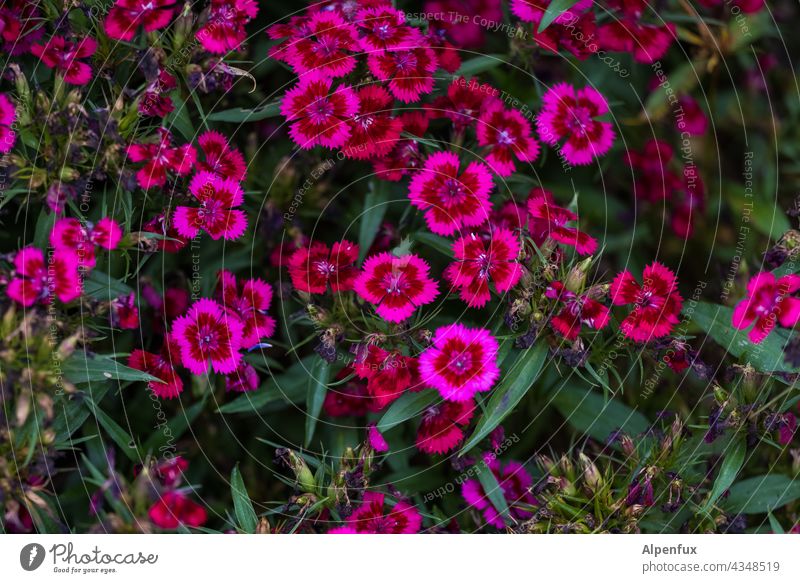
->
[217,270,276,349]
[356,6,423,51]
[444,229,523,308]
[366,45,439,103]
[172,298,244,374]
[148,492,207,530]
[50,217,122,270]
[0,93,16,154]
[329,492,421,533]
[527,189,597,255]
[285,10,359,77]
[354,345,419,409]
[368,423,390,453]
[462,457,536,528]
[173,172,248,241]
[536,83,615,166]
[354,253,439,323]
[127,129,196,190]
[408,151,494,236]
[343,86,403,159]
[416,398,475,454]
[419,324,500,402]
[129,334,184,399]
[6,246,81,306]
[280,75,359,150]
[546,281,610,341]
[104,0,176,41]
[197,0,258,54]
[31,36,97,85]
[197,130,247,181]
[610,262,683,342]
[224,362,260,393]
[476,101,540,176]
[432,77,500,133]
[288,240,359,294]
[732,272,800,344]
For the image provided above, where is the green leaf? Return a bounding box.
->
[304,358,331,447]
[644,60,705,119]
[538,0,582,32]
[85,398,141,462]
[723,475,800,514]
[217,356,315,414]
[552,386,650,442]
[164,91,195,141]
[83,270,134,301]
[52,386,111,442]
[413,231,453,257]
[768,511,784,534]
[230,464,258,533]
[476,460,510,523]
[63,352,161,384]
[358,182,389,262]
[460,343,547,455]
[689,302,798,373]
[377,389,439,433]
[206,101,280,122]
[455,55,505,77]
[704,436,746,511]
[143,397,206,453]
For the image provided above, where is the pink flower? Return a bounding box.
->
[536,83,615,166]
[424,0,503,48]
[329,492,421,533]
[7,247,81,306]
[139,70,176,118]
[142,211,188,253]
[366,44,439,103]
[50,217,122,269]
[267,15,313,63]
[354,345,419,409]
[432,77,500,133]
[354,253,439,323]
[342,86,403,160]
[546,281,610,341]
[371,113,428,180]
[676,95,708,136]
[510,0,593,24]
[356,6,423,51]
[104,0,176,41]
[462,457,536,528]
[173,172,248,241]
[129,335,184,399]
[172,298,244,374]
[285,10,359,77]
[149,492,207,530]
[597,20,675,64]
[127,129,196,190]
[324,370,381,417]
[444,229,522,308]
[288,240,359,294]
[408,152,494,236]
[111,292,139,330]
[416,399,475,454]
[527,189,597,255]
[224,362,260,393]
[197,0,259,54]
[0,93,16,154]
[31,36,96,85]
[197,131,247,181]
[419,324,500,402]
[476,101,540,176]
[280,75,359,150]
[368,423,389,453]
[611,262,683,342]
[216,270,275,349]
[0,0,44,56]
[732,272,800,344]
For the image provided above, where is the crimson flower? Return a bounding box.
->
[610,262,683,342]
[173,172,247,241]
[329,492,421,533]
[127,128,196,190]
[288,240,359,294]
[104,0,176,41]
[31,36,97,85]
[546,281,610,341]
[416,398,475,454]
[216,270,276,349]
[527,189,597,255]
[732,272,800,344]
[148,492,207,530]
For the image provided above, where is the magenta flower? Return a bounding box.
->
[536,83,615,166]
[126,128,196,190]
[366,44,439,103]
[343,86,403,160]
[527,189,597,255]
[367,423,390,453]
[444,228,523,308]
[676,95,708,136]
[104,0,176,41]
[510,0,593,24]
[546,281,610,341]
[173,172,247,241]
[0,93,16,154]
[462,457,536,528]
[732,272,800,344]
[416,399,475,454]
[224,362,260,393]
[0,0,44,56]
[433,77,500,133]
[353,345,420,409]
[611,262,683,342]
[285,10,359,78]
[280,75,359,150]
[149,492,207,530]
[476,101,540,176]
[356,6,423,52]
[197,130,247,181]
[329,492,421,533]
[31,36,97,85]
[6,247,81,306]
[50,217,122,270]
[172,298,244,375]
[288,240,359,294]
[354,253,439,323]
[129,334,184,399]
[111,292,139,330]
[419,324,500,402]
[216,270,276,349]
[408,152,494,236]
[197,0,259,54]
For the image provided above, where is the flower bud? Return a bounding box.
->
[275,448,316,494]
[565,257,593,293]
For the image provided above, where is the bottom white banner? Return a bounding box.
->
[1,534,798,582]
